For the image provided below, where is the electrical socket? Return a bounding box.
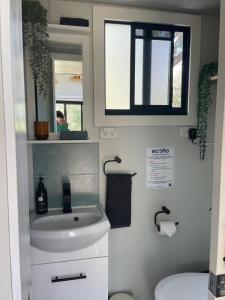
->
[100,127,119,139]
[180,127,190,138]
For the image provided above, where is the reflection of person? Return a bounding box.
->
[56,110,69,132]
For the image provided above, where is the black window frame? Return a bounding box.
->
[104,21,191,116]
[56,100,84,131]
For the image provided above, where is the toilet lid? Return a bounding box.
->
[155,273,209,300]
[110,293,133,300]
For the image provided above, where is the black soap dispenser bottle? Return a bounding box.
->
[36,177,48,214]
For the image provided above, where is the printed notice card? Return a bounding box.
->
[146,146,175,189]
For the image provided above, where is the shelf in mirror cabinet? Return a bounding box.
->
[27,139,98,144]
[210,75,218,81]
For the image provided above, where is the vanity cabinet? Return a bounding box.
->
[30,257,108,300]
[30,234,109,300]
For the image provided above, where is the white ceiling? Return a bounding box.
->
[79,0,220,15]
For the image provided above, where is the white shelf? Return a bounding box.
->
[48,24,90,36]
[210,75,218,81]
[27,139,98,144]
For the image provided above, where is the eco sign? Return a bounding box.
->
[146,146,175,189]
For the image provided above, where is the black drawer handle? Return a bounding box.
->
[51,273,87,283]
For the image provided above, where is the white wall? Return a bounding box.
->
[1,0,31,299]
[209,1,225,291]
[35,2,219,300]
[101,16,218,300]
[102,22,218,300]
[0,24,13,300]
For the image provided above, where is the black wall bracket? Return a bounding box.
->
[103,156,122,176]
[103,156,137,177]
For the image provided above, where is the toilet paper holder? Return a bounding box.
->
[154,206,179,231]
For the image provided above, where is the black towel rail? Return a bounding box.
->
[103,156,137,177]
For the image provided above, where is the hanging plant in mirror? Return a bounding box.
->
[197,63,218,160]
[22,0,51,99]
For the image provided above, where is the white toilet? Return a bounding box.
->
[155,273,209,300]
[110,293,134,300]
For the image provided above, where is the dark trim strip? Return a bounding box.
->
[105,106,187,115]
[56,100,83,105]
[142,38,151,105]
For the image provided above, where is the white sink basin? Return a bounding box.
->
[30,205,110,252]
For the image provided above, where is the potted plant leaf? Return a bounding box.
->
[22,0,52,139]
[197,63,218,160]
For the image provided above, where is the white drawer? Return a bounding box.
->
[31,257,108,300]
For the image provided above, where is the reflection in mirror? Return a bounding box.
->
[37,43,84,133]
[53,59,83,132]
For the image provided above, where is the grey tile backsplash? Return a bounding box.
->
[32,143,99,208]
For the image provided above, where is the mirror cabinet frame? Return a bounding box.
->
[25,26,91,139]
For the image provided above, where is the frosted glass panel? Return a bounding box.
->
[152,30,171,38]
[172,32,183,108]
[105,23,131,109]
[135,39,144,105]
[150,40,171,105]
[135,29,144,37]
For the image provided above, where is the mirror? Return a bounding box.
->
[25,29,90,138]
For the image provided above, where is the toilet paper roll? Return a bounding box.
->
[158,221,176,237]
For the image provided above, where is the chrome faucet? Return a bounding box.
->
[63,182,72,214]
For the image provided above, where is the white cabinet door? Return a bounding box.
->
[31,257,108,300]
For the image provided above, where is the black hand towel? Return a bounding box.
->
[106,174,132,229]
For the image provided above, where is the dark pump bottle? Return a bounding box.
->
[36,177,48,214]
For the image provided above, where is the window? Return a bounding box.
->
[56,102,83,131]
[105,21,190,115]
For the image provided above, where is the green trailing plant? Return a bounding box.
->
[197,63,218,160]
[22,0,51,97]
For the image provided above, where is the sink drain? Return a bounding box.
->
[74,216,79,222]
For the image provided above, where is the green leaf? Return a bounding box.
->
[22,0,51,97]
[197,63,218,160]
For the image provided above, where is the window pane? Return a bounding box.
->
[105,23,131,109]
[135,29,144,37]
[135,39,144,105]
[172,32,183,108]
[67,104,82,131]
[56,103,66,132]
[56,103,82,131]
[150,40,171,105]
[152,30,171,38]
